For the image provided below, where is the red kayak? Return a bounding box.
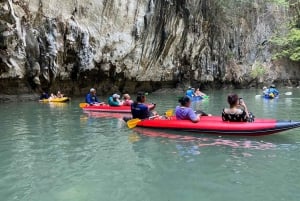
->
[134,116,300,136]
[82,104,131,113]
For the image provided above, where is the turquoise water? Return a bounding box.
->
[1,89,300,201]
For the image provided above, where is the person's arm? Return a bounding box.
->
[239,99,249,118]
[188,108,200,123]
[148,103,156,110]
[94,96,100,103]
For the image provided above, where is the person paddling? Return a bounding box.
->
[185,87,195,98]
[131,92,156,119]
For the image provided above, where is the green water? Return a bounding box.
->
[1,89,300,201]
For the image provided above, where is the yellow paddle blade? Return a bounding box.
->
[127,118,141,129]
[165,109,173,117]
[79,103,88,108]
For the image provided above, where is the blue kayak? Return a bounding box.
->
[191,95,209,102]
[263,94,279,99]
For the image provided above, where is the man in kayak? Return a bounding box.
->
[267,84,279,98]
[131,92,156,119]
[85,88,104,105]
[39,92,49,100]
[185,87,195,98]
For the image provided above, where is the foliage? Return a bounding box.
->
[268,0,289,6]
[271,25,300,61]
[250,62,266,79]
[269,0,300,61]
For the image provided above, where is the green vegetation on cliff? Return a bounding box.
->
[271,1,300,61]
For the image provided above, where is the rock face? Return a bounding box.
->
[0,0,299,96]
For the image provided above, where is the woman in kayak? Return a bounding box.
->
[222,93,254,122]
[122,94,133,106]
[175,96,201,123]
[194,88,206,97]
[108,93,122,106]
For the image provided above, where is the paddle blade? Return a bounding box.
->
[284,92,292,95]
[79,103,88,108]
[127,118,141,128]
[165,109,173,117]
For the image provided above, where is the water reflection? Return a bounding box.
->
[82,111,128,119]
[133,128,276,150]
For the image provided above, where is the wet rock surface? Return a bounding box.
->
[0,0,299,100]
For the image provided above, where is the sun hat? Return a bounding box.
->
[112,94,120,99]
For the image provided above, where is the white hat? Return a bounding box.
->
[112,94,120,99]
[90,88,96,92]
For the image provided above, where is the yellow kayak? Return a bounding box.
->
[39,97,70,102]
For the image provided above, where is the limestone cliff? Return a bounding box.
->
[0,0,298,96]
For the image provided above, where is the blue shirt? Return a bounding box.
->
[131,103,150,119]
[40,93,49,100]
[186,89,194,98]
[175,106,198,121]
[85,93,99,105]
[268,88,279,96]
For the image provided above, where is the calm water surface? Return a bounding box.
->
[1,89,300,201]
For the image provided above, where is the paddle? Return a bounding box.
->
[284,92,292,95]
[79,102,106,108]
[127,109,174,128]
[127,118,142,128]
[165,109,173,117]
[255,91,292,97]
[79,103,88,108]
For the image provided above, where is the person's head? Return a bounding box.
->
[263,86,267,90]
[123,94,130,100]
[178,96,191,107]
[270,84,276,88]
[90,88,96,95]
[112,93,120,100]
[136,92,146,103]
[227,93,239,107]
